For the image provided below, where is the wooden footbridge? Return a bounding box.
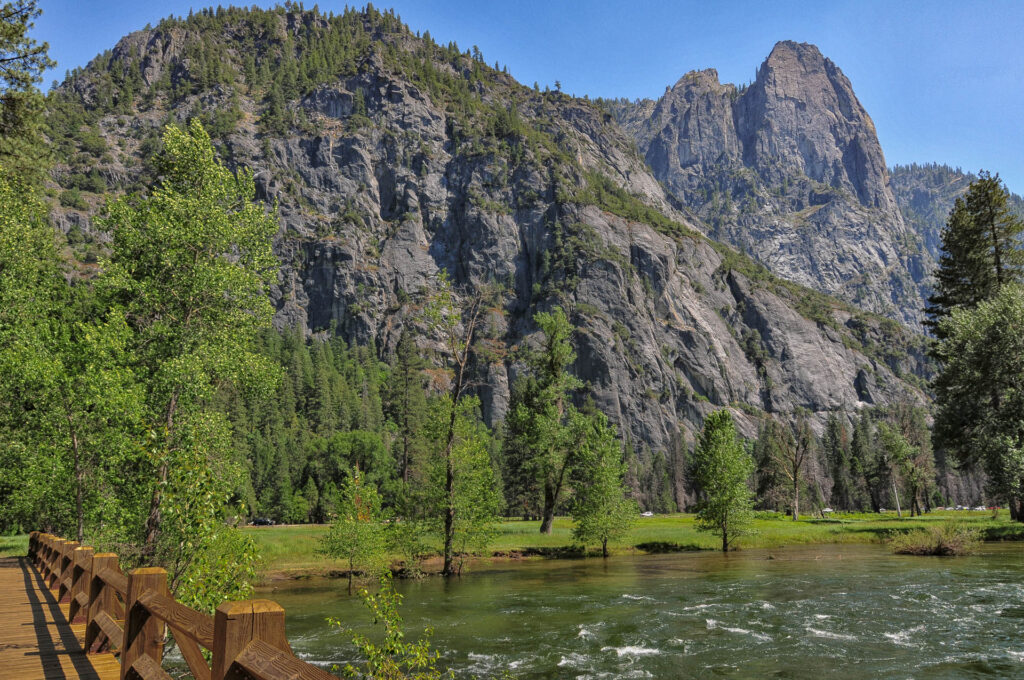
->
[0,532,337,680]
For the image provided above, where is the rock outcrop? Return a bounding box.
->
[611,42,931,329]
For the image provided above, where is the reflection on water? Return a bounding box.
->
[260,543,1024,679]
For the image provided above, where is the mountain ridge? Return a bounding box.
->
[44,7,931,494]
[604,41,931,330]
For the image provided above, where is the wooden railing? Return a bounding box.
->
[28,532,337,680]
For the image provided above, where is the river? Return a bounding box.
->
[259,543,1024,678]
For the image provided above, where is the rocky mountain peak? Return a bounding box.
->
[614,41,925,328]
[743,40,893,212]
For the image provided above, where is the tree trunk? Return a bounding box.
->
[145,389,180,555]
[892,480,902,518]
[601,539,608,558]
[540,483,557,534]
[792,479,799,521]
[70,425,83,544]
[1011,496,1024,523]
[443,451,455,575]
[402,431,409,484]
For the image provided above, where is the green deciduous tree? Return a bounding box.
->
[692,410,755,552]
[0,174,141,542]
[570,409,636,557]
[423,271,500,575]
[933,284,1024,519]
[330,572,445,680]
[503,307,582,534]
[422,394,500,576]
[98,119,278,604]
[319,468,390,594]
[0,172,68,532]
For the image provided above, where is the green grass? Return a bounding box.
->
[243,510,1017,577]
[0,534,29,558]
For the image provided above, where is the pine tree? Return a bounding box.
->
[0,1,55,181]
[823,413,853,510]
[383,330,428,486]
[926,171,1024,336]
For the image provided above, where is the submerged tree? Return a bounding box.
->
[692,410,755,552]
[319,468,390,594]
[423,271,500,575]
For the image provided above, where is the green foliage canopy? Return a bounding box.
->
[692,410,755,551]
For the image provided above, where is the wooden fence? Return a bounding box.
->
[29,531,337,680]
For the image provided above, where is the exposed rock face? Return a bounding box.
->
[46,11,929,471]
[612,42,931,329]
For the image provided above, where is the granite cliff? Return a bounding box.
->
[608,41,930,329]
[46,8,929,489]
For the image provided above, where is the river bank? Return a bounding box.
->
[245,509,1024,582]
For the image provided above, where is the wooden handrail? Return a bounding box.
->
[136,588,215,648]
[27,531,338,680]
[96,565,129,598]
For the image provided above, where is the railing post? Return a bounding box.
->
[120,567,168,680]
[68,546,94,622]
[36,534,48,573]
[58,541,80,602]
[86,553,120,652]
[211,600,292,680]
[39,534,53,577]
[48,538,66,588]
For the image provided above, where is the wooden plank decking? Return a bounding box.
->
[0,556,120,680]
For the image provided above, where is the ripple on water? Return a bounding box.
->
[705,619,772,642]
[601,645,661,657]
[806,627,858,641]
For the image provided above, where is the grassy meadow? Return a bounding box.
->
[5,510,1018,576]
[245,509,1024,578]
[0,534,28,558]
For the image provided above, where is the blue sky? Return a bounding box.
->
[33,0,1024,194]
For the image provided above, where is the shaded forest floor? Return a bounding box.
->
[246,509,1024,580]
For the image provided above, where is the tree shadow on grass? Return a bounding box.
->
[634,541,705,554]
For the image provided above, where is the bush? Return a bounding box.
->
[59,188,88,210]
[890,522,982,556]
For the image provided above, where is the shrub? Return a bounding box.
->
[59,188,88,210]
[890,522,981,556]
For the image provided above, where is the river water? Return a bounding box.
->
[262,543,1024,678]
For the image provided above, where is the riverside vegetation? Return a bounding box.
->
[2,2,1024,678]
